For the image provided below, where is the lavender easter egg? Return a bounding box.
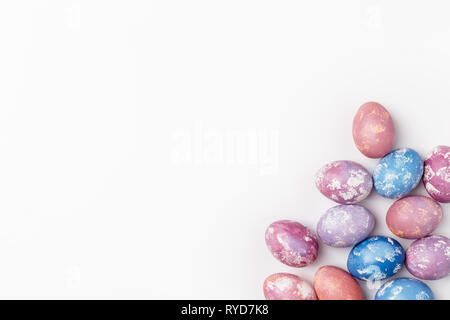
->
[423,145,450,203]
[386,196,443,239]
[406,235,450,280]
[265,220,319,267]
[263,273,317,300]
[317,205,375,247]
[373,148,424,199]
[313,265,364,300]
[315,160,373,204]
[352,102,395,158]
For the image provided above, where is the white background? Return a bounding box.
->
[0,1,449,299]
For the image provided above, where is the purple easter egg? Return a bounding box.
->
[406,235,450,280]
[315,160,373,204]
[423,145,450,203]
[265,220,319,267]
[317,205,375,247]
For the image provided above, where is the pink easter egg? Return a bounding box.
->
[313,265,364,300]
[315,160,373,204]
[386,196,443,239]
[265,220,318,267]
[263,273,317,300]
[352,102,395,158]
[423,145,450,203]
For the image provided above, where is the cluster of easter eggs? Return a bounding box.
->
[264,102,449,300]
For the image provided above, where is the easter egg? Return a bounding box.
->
[386,196,443,239]
[313,265,364,300]
[263,273,317,300]
[423,145,450,203]
[375,278,434,300]
[347,236,405,281]
[265,220,319,267]
[405,235,450,280]
[352,102,395,158]
[373,148,423,199]
[317,204,375,247]
[314,160,373,204]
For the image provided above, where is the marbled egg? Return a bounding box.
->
[347,236,405,281]
[386,196,443,239]
[313,265,364,300]
[317,205,375,247]
[373,148,424,199]
[265,220,319,267]
[405,235,450,280]
[375,278,434,300]
[352,102,395,158]
[423,145,450,203]
[314,160,373,204]
[263,273,317,300]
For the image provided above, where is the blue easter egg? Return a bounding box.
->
[347,236,405,281]
[375,278,434,300]
[373,148,423,198]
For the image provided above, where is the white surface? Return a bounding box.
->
[0,1,449,299]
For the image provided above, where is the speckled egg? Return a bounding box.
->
[405,235,450,280]
[314,160,373,204]
[375,278,434,300]
[347,236,405,281]
[386,196,443,239]
[317,205,375,247]
[423,145,450,203]
[352,102,395,159]
[373,148,423,199]
[265,220,319,267]
[263,273,317,300]
[313,265,364,300]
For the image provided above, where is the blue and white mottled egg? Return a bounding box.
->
[375,278,434,300]
[347,236,405,281]
[373,148,423,198]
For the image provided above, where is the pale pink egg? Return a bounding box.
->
[352,102,395,158]
[263,273,317,300]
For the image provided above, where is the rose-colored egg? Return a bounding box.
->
[263,273,317,300]
[423,145,450,203]
[352,102,395,158]
[314,160,373,204]
[265,220,319,267]
[406,235,450,280]
[386,196,443,239]
[313,265,364,300]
